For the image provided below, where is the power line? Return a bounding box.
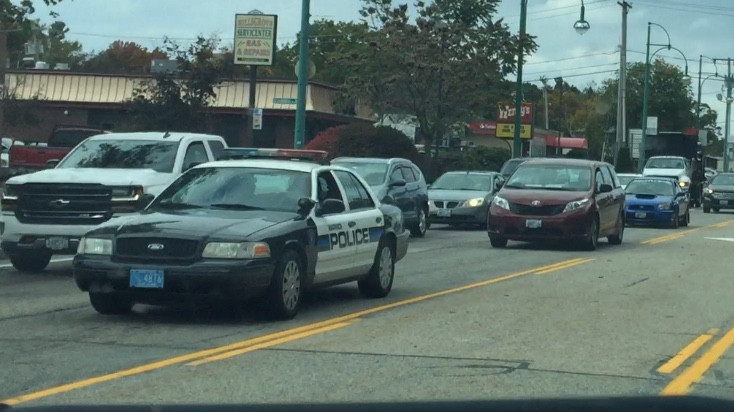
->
[525,68,618,83]
[634,0,734,17]
[525,62,618,77]
[526,50,618,65]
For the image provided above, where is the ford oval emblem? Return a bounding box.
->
[147,243,165,251]
[531,200,541,206]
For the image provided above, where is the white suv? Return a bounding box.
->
[1,131,227,272]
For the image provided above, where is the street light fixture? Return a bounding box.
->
[573,0,590,35]
[638,22,689,171]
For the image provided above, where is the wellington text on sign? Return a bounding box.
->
[234,14,278,66]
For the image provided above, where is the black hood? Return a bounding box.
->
[91,210,298,239]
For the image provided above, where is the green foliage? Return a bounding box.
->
[432,146,510,181]
[564,149,588,159]
[337,124,419,161]
[127,37,230,132]
[1,1,74,68]
[82,41,168,74]
[305,125,345,159]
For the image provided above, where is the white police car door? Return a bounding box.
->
[333,170,384,274]
[311,170,360,284]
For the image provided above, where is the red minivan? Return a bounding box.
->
[487,158,625,250]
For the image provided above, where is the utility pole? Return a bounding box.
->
[541,78,549,130]
[725,58,732,172]
[512,0,528,158]
[0,20,6,141]
[293,0,311,149]
[614,1,631,167]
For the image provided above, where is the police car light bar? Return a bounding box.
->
[220,148,329,162]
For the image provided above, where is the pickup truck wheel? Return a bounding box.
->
[9,251,52,272]
[89,292,133,315]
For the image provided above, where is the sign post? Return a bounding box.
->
[234,11,277,146]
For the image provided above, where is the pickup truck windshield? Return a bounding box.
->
[58,139,179,172]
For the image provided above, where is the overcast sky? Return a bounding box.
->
[29,0,734,131]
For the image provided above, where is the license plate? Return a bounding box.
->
[45,237,68,250]
[635,212,647,218]
[129,269,165,289]
[437,208,451,217]
[525,219,542,229]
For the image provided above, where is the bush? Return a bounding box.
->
[431,146,511,180]
[565,149,588,159]
[306,123,419,162]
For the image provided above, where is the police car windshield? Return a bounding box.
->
[58,139,179,173]
[153,167,311,213]
[646,158,685,169]
[333,162,388,186]
[431,173,492,191]
[505,165,591,191]
[625,180,674,196]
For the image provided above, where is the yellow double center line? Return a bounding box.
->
[1,257,594,406]
[642,218,734,245]
[659,326,734,395]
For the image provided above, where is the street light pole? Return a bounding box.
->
[725,58,732,172]
[512,0,528,158]
[639,23,652,172]
[293,0,311,149]
[615,1,630,167]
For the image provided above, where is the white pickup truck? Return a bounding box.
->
[0,131,228,272]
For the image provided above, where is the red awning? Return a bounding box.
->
[468,121,497,135]
[537,134,588,149]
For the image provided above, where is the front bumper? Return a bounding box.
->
[703,196,734,209]
[428,204,488,225]
[1,213,133,256]
[73,255,275,303]
[625,207,675,225]
[487,205,592,241]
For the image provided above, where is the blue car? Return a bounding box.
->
[624,177,690,228]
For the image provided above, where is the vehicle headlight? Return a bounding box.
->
[679,181,689,187]
[563,198,589,213]
[202,242,271,259]
[462,197,485,207]
[2,184,18,200]
[77,237,112,255]
[658,202,672,210]
[492,196,510,210]
[705,188,714,194]
[111,186,143,201]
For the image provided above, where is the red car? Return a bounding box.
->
[487,158,625,250]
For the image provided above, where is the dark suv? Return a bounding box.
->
[332,157,429,237]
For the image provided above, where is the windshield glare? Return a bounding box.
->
[625,180,674,196]
[334,162,388,186]
[58,139,179,172]
[711,174,734,185]
[431,173,492,191]
[617,175,638,186]
[506,165,591,191]
[153,167,311,213]
[646,158,685,169]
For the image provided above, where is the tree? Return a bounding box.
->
[127,36,231,132]
[305,125,345,159]
[43,20,84,68]
[337,0,536,174]
[82,41,167,74]
[1,0,66,68]
[305,123,418,161]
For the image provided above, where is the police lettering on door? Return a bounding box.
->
[318,228,370,251]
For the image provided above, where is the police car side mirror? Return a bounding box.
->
[297,197,316,216]
[317,199,345,216]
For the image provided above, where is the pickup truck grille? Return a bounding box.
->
[16,184,113,225]
[114,237,200,263]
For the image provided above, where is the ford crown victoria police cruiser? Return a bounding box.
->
[73,150,409,319]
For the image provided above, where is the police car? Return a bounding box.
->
[73,149,410,319]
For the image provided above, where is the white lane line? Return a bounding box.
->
[0,257,73,268]
[705,237,734,242]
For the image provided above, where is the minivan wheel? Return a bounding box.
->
[607,214,624,245]
[582,217,599,251]
[489,235,508,248]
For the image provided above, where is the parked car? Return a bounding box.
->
[487,158,625,250]
[73,152,409,319]
[642,156,692,190]
[703,172,734,213]
[8,126,108,176]
[499,157,532,180]
[331,157,429,237]
[428,171,503,228]
[624,177,690,228]
[1,131,228,272]
[616,173,641,190]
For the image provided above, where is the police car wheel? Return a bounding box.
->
[358,239,395,298]
[89,292,133,315]
[266,250,302,320]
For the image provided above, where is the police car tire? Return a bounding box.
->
[358,238,395,298]
[680,210,690,227]
[9,251,52,273]
[89,292,133,315]
[266,250,302,320]
[703,205,710,213]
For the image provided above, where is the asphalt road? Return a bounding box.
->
[3,209,734,407]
